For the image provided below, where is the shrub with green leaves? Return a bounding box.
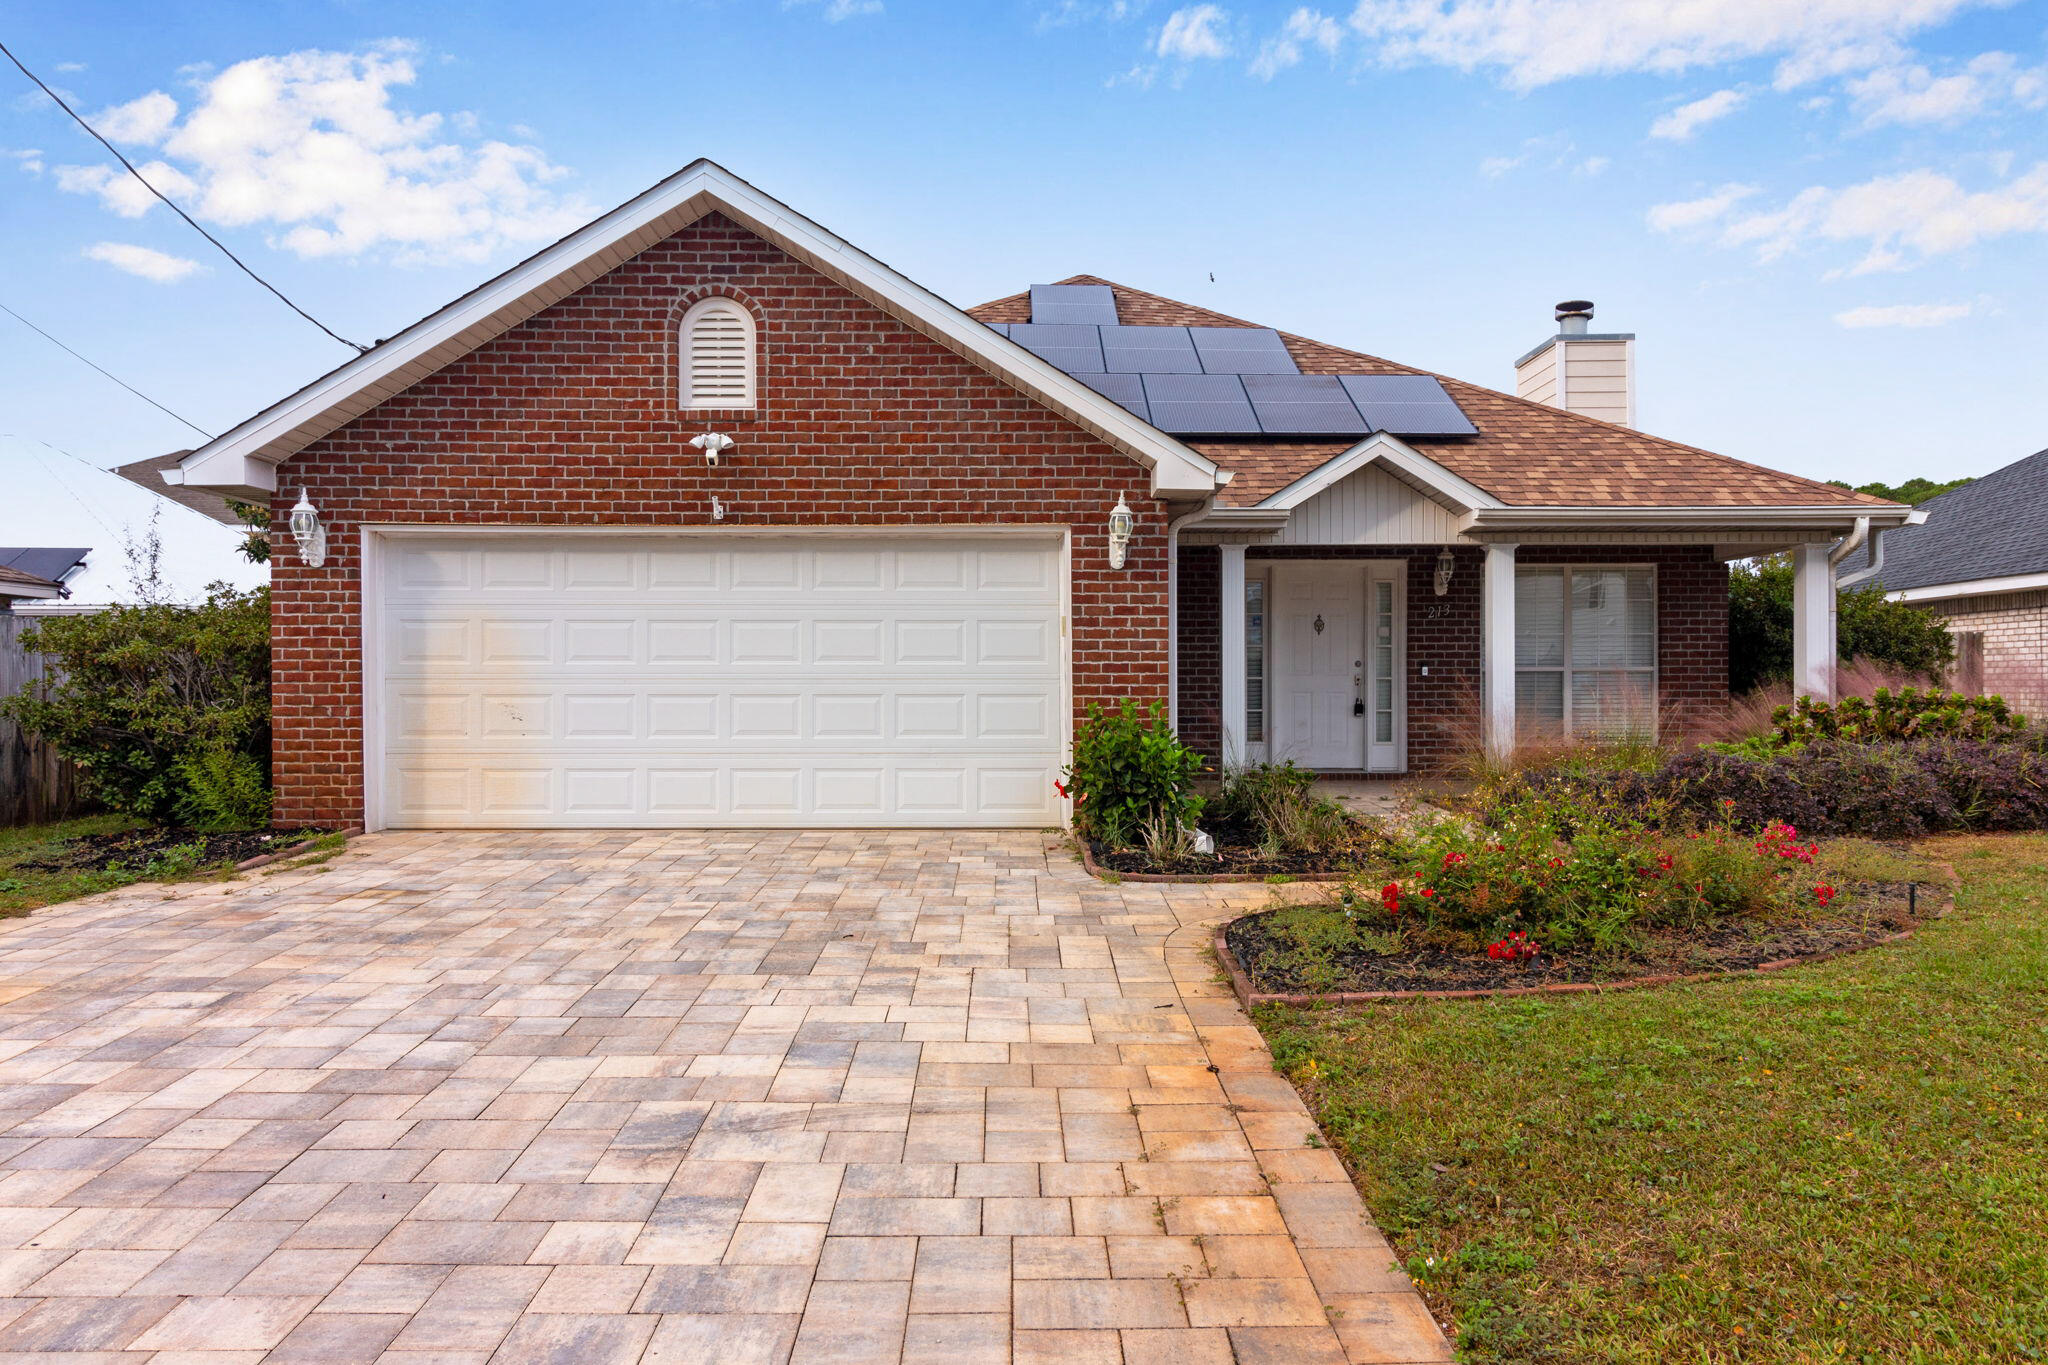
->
[2,585,271,821]
[175,747,274,832]
[1729,556,1955,692]
[1209,761,1356,858]
[1771,687,2024,748]
[1063,699,1206,848]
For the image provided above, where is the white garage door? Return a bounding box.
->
[373,533,1066,828]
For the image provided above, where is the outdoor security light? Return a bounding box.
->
[1108,493,1134,570]
[1435,546,1455,597]
[691,432,735,466]
[290,491,326,568]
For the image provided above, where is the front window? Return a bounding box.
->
[1245,577,1266,744]
[1515,566,1656,739]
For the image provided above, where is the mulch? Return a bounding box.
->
[1223,879,1944,999]
[18,827,333,875]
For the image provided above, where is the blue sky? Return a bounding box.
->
[4,1,2046,596]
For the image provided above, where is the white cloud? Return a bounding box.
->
[1157,5,1232,59]
[782,0,883,18]
[1646,182,1759,232]
[1477,131,1581,178]
[1252,8,1344,78]
[1040,0,1146,25]
[91,91,179,143]
[50,42,595,266]
[1656,164,2048,273]
[54,62,86,74]
[1577,155,1610,176]
[6,147,43,175]
[1847,51,2048,126]
[1650,88,1747,140]
[1343,0,1996,90]
[84,241,204,283]
[1834,302,1971,327]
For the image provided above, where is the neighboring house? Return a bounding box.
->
[165,160,1909,832]
[0,549,88,610]
[1839,446,2048,713]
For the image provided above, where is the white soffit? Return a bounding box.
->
[1255,432,1501,515]
[176,161,1218,499]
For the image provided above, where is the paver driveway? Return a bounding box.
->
[0,830,1450,1363]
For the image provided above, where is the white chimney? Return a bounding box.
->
[1515,300,1635,428]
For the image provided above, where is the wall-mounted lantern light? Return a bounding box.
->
[1434,546,1455,597]
[1108,493,1135,570]
[690,432,735,466]
[290,491,327,568]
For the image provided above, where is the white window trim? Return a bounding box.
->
[679,296,756,411]
[1514,562,1659,741]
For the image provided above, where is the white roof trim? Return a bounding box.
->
[1465,504,1917,531]
[177,160,1219,500]
[1254,432,1503,514]
[1889,570,2048,604]
[0,581,63,601]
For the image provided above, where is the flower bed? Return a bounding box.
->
[1216,774,1942,997]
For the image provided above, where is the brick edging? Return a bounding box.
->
[1214,862,1958,1007]
[235,826,363,872]
[1077,840,1357,885]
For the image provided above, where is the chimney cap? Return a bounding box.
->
[1554,299,1595,320]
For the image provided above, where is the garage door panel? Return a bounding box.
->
[378,534,1064,828]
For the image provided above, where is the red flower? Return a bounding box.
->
[1419,887,1435,899]
[1442,851,1467,869]
[1814,884,1837,906]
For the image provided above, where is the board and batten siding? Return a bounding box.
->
[1,614,87,827]
[1270,464,1463,546]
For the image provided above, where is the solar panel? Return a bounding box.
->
[1100,326,1202,374]
[1029,284,1119,326]
[1242,374,1370,435]
[1339,375,1478,436]
[1139,373,1260,434]
[1006,323,1106,374]
[1189,327,1299,375]
[1074,373,1151,421]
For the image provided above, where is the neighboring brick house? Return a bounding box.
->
[1839,447,2048,716]
[163,161,1909,831]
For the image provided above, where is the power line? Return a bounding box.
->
[0,299,213,439]
[0,37,370,355]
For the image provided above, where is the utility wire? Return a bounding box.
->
[0,299,213,439]
[0,37,370,354]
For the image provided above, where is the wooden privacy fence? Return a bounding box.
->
[1,614,89,827]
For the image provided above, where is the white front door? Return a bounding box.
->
[1270,560,1405,773]
[1273,562,1367,769]
[371,531,1067,828]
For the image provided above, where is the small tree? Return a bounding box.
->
[1729,557,1955,694]
[2,584,272,822]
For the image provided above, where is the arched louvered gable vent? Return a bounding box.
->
[680,297,756,409]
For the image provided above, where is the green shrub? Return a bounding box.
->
[174,747,274,832]
[1771,688,2024,748]
[1064,699,1205,848]
[1729,556,1955,693]
[1210,762,1356,857]
[1,585,271,820]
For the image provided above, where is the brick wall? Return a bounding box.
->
[1176,543,1729,771]
[1176,545,1221,755]
[270,212,1172,826]
[1920,590,2048,716]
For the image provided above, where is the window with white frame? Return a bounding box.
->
[679,297,756,409]
[1515,566,1656,738]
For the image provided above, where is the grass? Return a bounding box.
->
[1255,834,2048,1364]
[0,814,249,919]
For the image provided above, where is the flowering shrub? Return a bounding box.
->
[1487,932,1540,963]
[1371,785,1827,953]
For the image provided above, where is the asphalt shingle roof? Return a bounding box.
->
[970,277,1901,512]
[1840,447,2048,593]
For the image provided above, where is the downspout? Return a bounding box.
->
[1827,515,1871,572]
[1836,509,1928,589]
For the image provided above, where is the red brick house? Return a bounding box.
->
[166,161,1908,831]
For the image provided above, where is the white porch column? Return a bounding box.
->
[1218,544,1247,768]
[1481,542,1518,762]
[1791,541,1836,702]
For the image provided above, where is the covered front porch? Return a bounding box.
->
[1172,445,1885,771]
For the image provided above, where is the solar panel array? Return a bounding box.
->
[985,287,1480,437]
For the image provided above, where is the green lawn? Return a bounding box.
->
[0,813,148,918]
[1256,834,2048,1364]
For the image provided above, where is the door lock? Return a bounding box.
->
[1353,699,1365,716]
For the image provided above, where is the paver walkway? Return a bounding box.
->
[0,831,1450,1363]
